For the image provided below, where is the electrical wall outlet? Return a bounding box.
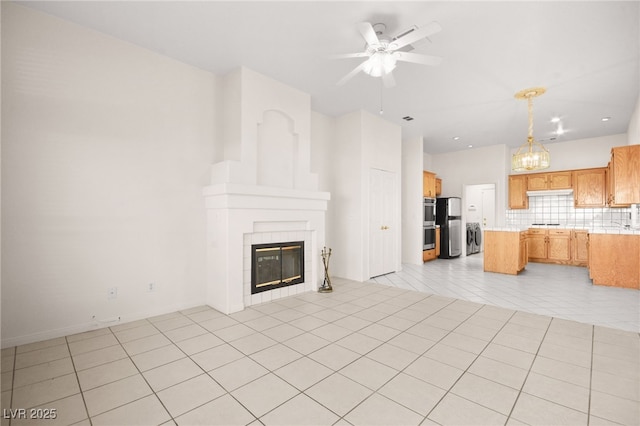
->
[147,282,156,292]
[107,287,118,299]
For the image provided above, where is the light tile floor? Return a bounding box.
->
[1,259,639,425]
[370,255,640,333]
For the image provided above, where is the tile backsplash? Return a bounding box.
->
[506,195,631,228]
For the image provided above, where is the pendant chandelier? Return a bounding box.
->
[512,87,550,171]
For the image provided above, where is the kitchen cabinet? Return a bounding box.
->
[423,249,436,262]
[435,178,442,196]
[423,171,436,197]
[423,228,440,261]
[526,171,572,191]
[573,168,607,207]
[547,229,572,262]
[589,234,639,289]
[572,230,589,266]
[528,228,576,265]
[518,231,528,272]
[527,229,547,260]
[484,230,528,275]
[609,145,640,206]
[508,175,528,209]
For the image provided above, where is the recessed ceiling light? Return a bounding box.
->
[601,117,611,122]
[467,144,473,148]
[556,127,565,135]
[453,136,460,141]
[550,117,561,123]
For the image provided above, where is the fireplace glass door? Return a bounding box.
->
[252,241,304,294]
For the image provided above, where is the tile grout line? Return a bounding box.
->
[248,288,425,423]
[419,306,520,424]
[587,324,595,426]
[148,310,268,424]
[330,294,478,423]
[7,346,16,426]
[503,315,554,424]
[64,335,93,426]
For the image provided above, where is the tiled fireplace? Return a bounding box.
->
[202,67,329,314]
[203,185,328,314]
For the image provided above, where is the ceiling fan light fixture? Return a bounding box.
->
[512,87,551,172]
[363,51,397,77]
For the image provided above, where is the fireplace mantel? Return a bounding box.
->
[203,183,330,210]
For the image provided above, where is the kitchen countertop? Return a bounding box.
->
[485,225,640,234]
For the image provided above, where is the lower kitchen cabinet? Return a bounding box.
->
[528,228,585,266]
[572,230,589,266]
[423,249,436,262]
[589,234,639,289]
[527,229,547,261]
[518,231,528,272]
[547,230,572,262]
[484,230,527,275]
[423,228,441,262]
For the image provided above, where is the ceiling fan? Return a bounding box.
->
[335,21,443,88]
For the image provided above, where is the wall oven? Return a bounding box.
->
[424,197,436,226]
[423,226,436,250]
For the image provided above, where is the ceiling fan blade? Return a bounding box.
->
[394,51,443,66]
[331,52,370,59]
[382,72,396,88]
[337,61,367,86]
[390,21,442,50]
[357,22,380,48]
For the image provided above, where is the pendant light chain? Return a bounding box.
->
[528,95,534,141]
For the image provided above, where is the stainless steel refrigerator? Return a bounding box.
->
[436,197,462,258]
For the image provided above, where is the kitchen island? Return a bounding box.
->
[589,231,640,289]
[483,228,528,275]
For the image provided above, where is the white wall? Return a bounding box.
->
[628,95,639,145]
[430,144,509,227]
[361,111,402,279]
[509,134,627,172]
[326,110,401,282]
[2,4,217,346]
[402,137,424,265]
[328,112,363,281]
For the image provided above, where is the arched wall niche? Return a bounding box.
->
[256,109,299,188]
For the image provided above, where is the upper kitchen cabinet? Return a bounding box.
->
[609,145,640,206]
[573,168,607,207]
[508,175,528,209]
[526,171,572,191]
[423,171,437,197]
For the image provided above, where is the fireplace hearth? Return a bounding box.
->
[251,241,305,294]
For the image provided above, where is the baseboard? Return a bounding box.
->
[1,299,206,349]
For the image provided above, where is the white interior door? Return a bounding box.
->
[480,187,496,251]
[370,169,396,278]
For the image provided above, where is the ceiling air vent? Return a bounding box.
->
[402,116,414,121]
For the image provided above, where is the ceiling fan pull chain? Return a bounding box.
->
[379,79,384,115]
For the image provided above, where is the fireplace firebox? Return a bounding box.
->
[251,241,305,294]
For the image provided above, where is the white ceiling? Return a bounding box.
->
[19,1,640,154]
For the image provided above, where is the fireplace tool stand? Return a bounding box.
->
[318,246,333,293]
